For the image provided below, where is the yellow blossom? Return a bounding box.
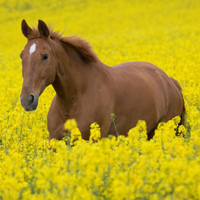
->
[1,0,200,199]
[89,122,101,143]
[64,119,78,130]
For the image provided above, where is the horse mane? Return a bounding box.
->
[60,36,98,63]
[28,27,98,63]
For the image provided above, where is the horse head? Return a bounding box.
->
[20,20,57,111]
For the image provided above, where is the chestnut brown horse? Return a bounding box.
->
[20,20,185,141]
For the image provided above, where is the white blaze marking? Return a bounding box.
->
[29,43,36,54]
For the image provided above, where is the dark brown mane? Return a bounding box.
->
[28,26,98,63]
[60,36,98,63]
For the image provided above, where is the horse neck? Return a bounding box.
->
[51,40,105,106]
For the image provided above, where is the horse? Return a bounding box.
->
[20,19,185,141]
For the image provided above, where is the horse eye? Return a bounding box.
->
[42,54,49,60]
[20,53,22,59]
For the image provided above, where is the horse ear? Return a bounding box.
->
[38,20,50,38]
[21,19,32,38]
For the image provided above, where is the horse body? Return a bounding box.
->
[110,62,184,139]
[48,57,183,140]
[20,20,185,141]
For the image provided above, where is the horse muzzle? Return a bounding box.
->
[20,94,39,111]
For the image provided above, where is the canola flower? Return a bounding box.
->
[89,123,101,143]
[1,0,200,199]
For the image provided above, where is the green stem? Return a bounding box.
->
[111,113,119,137]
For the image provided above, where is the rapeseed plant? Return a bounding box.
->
[89,123,101,143]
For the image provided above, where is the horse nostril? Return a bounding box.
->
[29,95,34,104]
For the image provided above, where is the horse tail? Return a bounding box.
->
[170,77,185,126]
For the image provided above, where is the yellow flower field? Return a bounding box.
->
[1,0,200,199]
